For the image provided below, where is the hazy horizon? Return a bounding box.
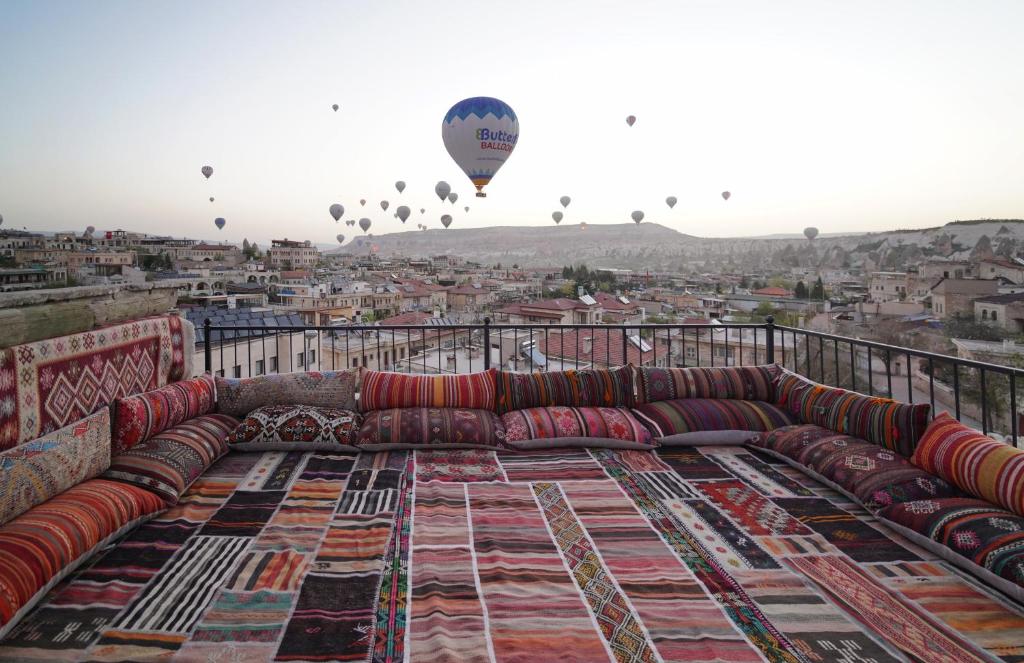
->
[2,1,1023,246]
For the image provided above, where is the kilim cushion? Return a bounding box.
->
[494,366,634,414]
[359,369,497,413]
[112,374,215,453]
[774,368,930,456]
[633,364,779,405]
[0,408,111,527]
[911,413,1024,517]
[501,406,655,450]
[216,369,359,417]
[355,408,508,450]
[0,479,165,638]
[631,398,797,439]
[103,413,238,504]
[228,405,360,452]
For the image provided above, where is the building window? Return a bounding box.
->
[296,352,304,367]
[352,357,359,367]
[233,365,241,378]
[255,359,265,375]
[982,310,989,320]
[992,310,997,321]
[400,347,406,359]
[384,350,389,365]
[685,346,696,359]
[308,349,315,365]
[270,356,278,373]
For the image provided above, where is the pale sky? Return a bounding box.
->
[1,0,1022,246]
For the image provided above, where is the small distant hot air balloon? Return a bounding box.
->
[804,226,819,241]
[380,201,389,212]
[631,210,644,224]
[359,218,371,233]
[552,211,563,224]
[332,104,339,112]
[464,206,469,213]
[209,197,215,203]
[580,221,587,230]
[359,199,366,207]
[626,115,636,127]
[395,181,406,193]
[419,208,425,215]
[345,219,354,226]
[560,196,571,208]
[85,225,95,235]
[201,166,213,179]
[721,191,731,201]
[396,206,411,223]
[336,234,345,244]
[421,226,427,231]
[448,192,458,204]
[442,96,518,197]
[441,214,452,228]
[0,213,4,226]
[666,196,677,209]
[214,217,225,230]
[435,181,451,201]
[329,203,344,221]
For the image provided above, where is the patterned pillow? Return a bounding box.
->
[355,408,508,450]
[0,408,111,526]
[103,413,237,504]
[113,374,215,452]
[634,365,779,404]
[631,398,797,438]
[501,406,654,450]
[228,405,361,452]
[774,368,930,456]
[359,369,497,412]
[494,366,634,414]
[911,413,1024,517]
[216,370,359,417]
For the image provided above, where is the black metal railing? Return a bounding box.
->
[202,316,1022,445]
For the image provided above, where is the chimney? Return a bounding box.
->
[582,336,593,355]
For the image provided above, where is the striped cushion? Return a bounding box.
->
[0,479,164,637]
[103,414,238,504]
[0,408,111,527]
[113,374,216,453]
[911,413,1024,517]
[359,369,497,412]
[494,366,634,414]
[501,407,654,449]
[632,398,797,438]
[634,365,779,404]
[216,369,359,417]
[355,408,508,450]
[774,368,930,456]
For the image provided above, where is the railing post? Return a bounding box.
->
[764,315,775,365]
[203,318,213,374]
[483,317,491,370]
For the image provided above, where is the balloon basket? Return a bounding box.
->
[476,192,486,198]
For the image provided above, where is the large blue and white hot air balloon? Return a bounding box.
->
[441,97,519,198]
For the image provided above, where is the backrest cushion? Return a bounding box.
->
[359,368,497,412]
[0,408,111,526]
[911,413,1024,517]
[774,368,930,457]
[113,374,215,453]
[634,365,779,404]
[355,408,507,450]
[228,405,361,452]
[216,369,359,417]
[494,366,634,414]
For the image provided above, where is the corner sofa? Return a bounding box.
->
[3,316,1024,643]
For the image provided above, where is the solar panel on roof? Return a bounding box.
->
[579,294,597,306]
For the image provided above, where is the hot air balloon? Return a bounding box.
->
[359,199,366,207]
[359,218,371,233]
[560,196,571,208]
[552,211,563,224]
[332,104,339,112]
[209,197,215,203]
[721,191,731,201]
[329,203,344,221]
[0,213,3,226]
[441,97,518,197]
[421,226,427,231]
[395,181,406,193]
[631,210,644,224]
[448,192,458,204]
[626,115,636,127]
[441,214,452,228]
[345,219,353,226]
[396,206,411,223]
[85,225,95,235]
[464,206,469,213]
[380,201,389,212]
[420,208,425,215]
[804,227,819,241]
[580,222,587,230]
[336,234,345,244]
[435,181,451,201]
[666,196,677,209]
[214,217,225,230]
[201,165,213,179]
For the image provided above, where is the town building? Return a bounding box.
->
[929,278,999,319]
[974,292,1024,333]
[266,239,321,269]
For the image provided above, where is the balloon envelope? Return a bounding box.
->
[464,206,469,213]
[380,200,389,211]
[666,196,677,209]
[395,181,406,193]
[631,210,644,224]
[214,217,225,230]
[626,115,636,127]
[336,234,345,244]
[447,192,458,204]
[332,104,339,112]
[329,203,344,221]
[85,225,95,234]
[201,165,213,179]
[396,206,411,222]
[552,211,563,224]
[441,97,518,197]
[420,208,425,214]
[804,227,819,240]
[434,181,451,201]
[359,218,371,233]
[560,196,571,208]
[721,191,731,200]
[0,213,3,226]
[359,199,366,206]
[209,197,215,203]
[441,214,452,228]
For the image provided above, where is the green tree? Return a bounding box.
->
[811,276,825,300]
[794,281,808,299]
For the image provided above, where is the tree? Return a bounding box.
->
[811,276,825,300]
[794,281,808,299]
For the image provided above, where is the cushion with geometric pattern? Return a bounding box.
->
[228,404,361,452]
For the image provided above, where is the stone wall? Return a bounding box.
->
[0,283,180,348]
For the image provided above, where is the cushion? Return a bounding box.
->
[0,408,111,527]
[355,408,508,451]
[359,369,497,413]
[634,364,779,404]
[494,366,634,414]
[501,406,655,450]
[878,497,1024,600]
[774,368,930,456]
[657,430,761,446]
[113,374,215,452]
[228,405,361,452]
[103,413,238,504]
[911,413,1024,517]
[631,398,797,438]
[0,479,165,639]
[216,369,359,417]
